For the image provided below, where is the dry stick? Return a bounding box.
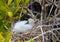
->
[41,0,50,26]
[45,3,52,7]
[39,26,44,42]
[47,0,57,19]
[53,8,57,24]
[56,9,60,16]
[25,1,35,8]
[46,0,52,4]
[26,28,60,42]
[19,8,23,20]
[56,30,60,35]
[56,12,60,17]
[39,0,45,41]
[42,0,58,23]
[48,5,54,17]
[40,12,44,42]
[42,0,54,23]
[41,0,46,41]
[55,1,58,7]
[54,1,60,16]
[54,0,58,8]
[27,8,36,20]
[43,5,54,24]
[42,0,46,19]
[51,32,59,40]
[27,8,38,29]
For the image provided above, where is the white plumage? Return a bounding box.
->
[12,18,34,33]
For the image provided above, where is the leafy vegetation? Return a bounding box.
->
[0,0,30,42]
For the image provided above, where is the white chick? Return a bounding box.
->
[12,18,35,33]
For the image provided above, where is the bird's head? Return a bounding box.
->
[28,18,35,26]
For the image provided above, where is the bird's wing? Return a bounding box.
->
[22,24,33,30]
[14,21,28,25]
[19,21,28,24]
[13,24,32,33]
[13,21,27,29]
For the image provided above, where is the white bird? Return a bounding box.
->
[12,18,35,33]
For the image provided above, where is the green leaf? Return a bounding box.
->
[14,0,21,6]
[21,0,25,5]
[22,9,27,14]
[0,21,3,26]
[21,0,30,7]
[10,2,16,12]
[4,21,11,30]
[8,11,13,18]
[5,31,12,42]
[24,0,30,6]
[0,0,6,6]
[18,39,21,42]
[7,0,13,6]
[0,21,6,33]
[0,1,4,6]
[30,39,34,42]
[0,6,8,12]
[0,10,7,20]
[0,33,4,42]
[0,1,9,13]
[14,6,21,14]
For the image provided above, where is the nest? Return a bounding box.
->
[11,0,60,42]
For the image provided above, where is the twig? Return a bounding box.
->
[26,28,60,42]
